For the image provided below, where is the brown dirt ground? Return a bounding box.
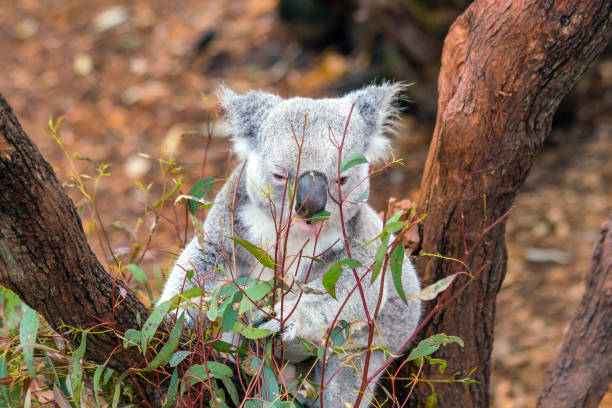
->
[0,1,610,406]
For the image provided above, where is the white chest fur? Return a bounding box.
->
[238,202,343,282]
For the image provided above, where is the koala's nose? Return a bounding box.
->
[295,171,328,218]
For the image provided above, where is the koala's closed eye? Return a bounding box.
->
[272,173,287,182]
[336,176,349,186]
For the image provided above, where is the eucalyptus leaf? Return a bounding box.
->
[146,314,184,369]
[232,321,271,339]
[126,264,153,301]
[186,177,216,214]
[339,153,367,173]
[370,234,389,284]
[390,244,407,303]
[169,351,192,367]
[229,236,275,269]
[406,333,464,361]
[407,273,458,301]
[19,305,39,378]
[141,300,170,351]
[322,259,362,299]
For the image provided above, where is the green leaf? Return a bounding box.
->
[340,153,367,173]
[251,357,280,402]
[238,281,273,314]
[425,356,447,374]
[425,386,438,408]
[229,237,275,269]
[69,331,88,400]
[183,362,232,386]
[302,255,325,264]
[146,314,184,370]
[309,210,330,222]
[141,300,170,351]
[163,369,179,408]
[318,320,349,360]
[187,177,216,214]
[126,264,153,302]
[406,334,464,361]
[153,264,164,294]
[211,379,229,407]
[111,371,130,408]
[220,375,240,407]
[126,264,152,300]
[323,259,362,299]
[168,287,203,309]
[210,340,238,353]
[207,288,222,321]
[169,351,191,367]
[384,221,405,234]
[408,274,458,302]
[329,320,350,348]
[387,210,404,224]
[370,234,389,284]
[93,358,110,408]
[103,367,114,385]
[154,178,183,209]
[123,329,142,349]
[221,292,242,332]
[19,305,39,378]
[390,244,407,303]
[232,321,271,339]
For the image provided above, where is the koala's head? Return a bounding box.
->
[219,83,404,242]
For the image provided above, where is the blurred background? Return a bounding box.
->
[0,1,610,406]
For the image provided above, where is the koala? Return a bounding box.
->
[159,83,421,407]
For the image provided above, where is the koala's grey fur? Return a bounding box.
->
[159,83,421,407]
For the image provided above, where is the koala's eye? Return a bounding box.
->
[337,176,349,186]
[272,173,287,182]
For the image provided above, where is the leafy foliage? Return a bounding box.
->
[0,123,484,407]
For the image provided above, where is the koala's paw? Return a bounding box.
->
[256,318,281,335]
[257,319,298,342]
[252,305,300,342]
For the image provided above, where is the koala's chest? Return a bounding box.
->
[238,203,342,283]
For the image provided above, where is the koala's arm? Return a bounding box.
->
[259,207,421,356]
[159,173,242,312]
[265,248,386,340]
[158,235,228,304]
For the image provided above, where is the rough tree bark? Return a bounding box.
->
[537,217,612,408]
[0,94,162,406]
[404,0,611,407]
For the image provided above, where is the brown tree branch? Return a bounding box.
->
[537,216,612,408]
[0,92,161,405]
[404,1,611,406]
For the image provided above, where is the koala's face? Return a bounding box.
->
[220,84,403,243]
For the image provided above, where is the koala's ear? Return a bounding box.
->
[218,86,282,160]
[346,82,407,162]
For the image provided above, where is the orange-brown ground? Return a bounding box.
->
[0,1,610,406]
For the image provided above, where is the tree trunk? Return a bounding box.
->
[405,1,611,407]
[0,93,161,405]
[537,217,612,408]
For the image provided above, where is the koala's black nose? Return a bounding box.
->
[295,171,328,218]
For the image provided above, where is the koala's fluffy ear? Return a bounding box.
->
[218,86,282,160]
[346,82,407,162]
